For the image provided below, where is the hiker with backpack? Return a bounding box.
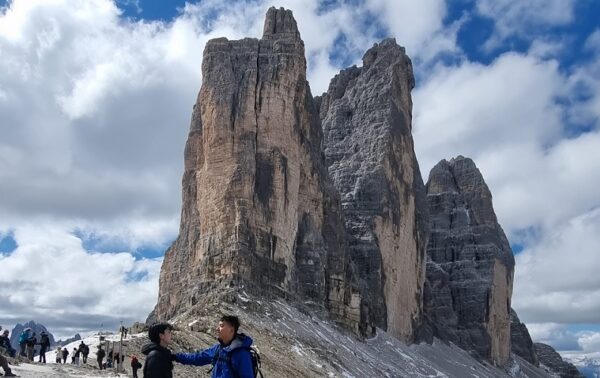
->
[25,332,36,361]
[38,331,50,363]
[78,341,89,364]
[174,315,261,378]
[18,328,31,357]
[131,355,142,378]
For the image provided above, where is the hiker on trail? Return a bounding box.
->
[131,355,142,378]
[55,346,62,363]
[141,322,175,378]
[96,347,106,370]
[0,329,16,358]
[174,315,255,378]
[62,347,69,364]
[79,341,89,364]
[25,332,36,361]
[38,331,50,363]
[18,327,31,357]
[0,326,16,377]
[72,346,80,365]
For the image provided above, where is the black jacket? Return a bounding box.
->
[141,342,173,378]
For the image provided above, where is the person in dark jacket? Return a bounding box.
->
[174,315,254,378]
[0,330,16,358]
[38,331,50,363]
[61,347,69,364]
[141,322,175,378]
[25,332,36,361]
[78,341,89,364]
[131,355,142,378]
[96,347,106,369]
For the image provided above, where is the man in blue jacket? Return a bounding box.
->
[175,315,254,378]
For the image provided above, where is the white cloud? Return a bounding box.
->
[528,323,600,359]
[1,0,599,342]
[0,225,162,339]
[512,208,600,324]
[477,0,577,51]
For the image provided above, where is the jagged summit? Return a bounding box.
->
[262,7,300,38]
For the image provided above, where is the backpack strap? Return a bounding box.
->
[207,346,223,374]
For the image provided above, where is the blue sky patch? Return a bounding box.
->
[0,233,17,254]
[117,0,188,21]
[72,229,171,259]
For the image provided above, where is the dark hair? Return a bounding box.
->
[148,323,173,343]
[220,315,240,334]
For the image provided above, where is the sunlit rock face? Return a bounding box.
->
[152,7,358,331]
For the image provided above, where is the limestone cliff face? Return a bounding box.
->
[423,156,514,366]
[534,343,584,378]
[153,8,356,328]
[510,308,539,366]
[318,39,429,342]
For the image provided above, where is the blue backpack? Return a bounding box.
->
[18,331,29,344]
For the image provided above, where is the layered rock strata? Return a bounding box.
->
[534,343,584,378]
[318,39,429,342]
[423,156,515,366]
[153,7,358,330]
[510,308,539,366]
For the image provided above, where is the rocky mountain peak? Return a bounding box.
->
[262,7,300,39]
[320,37,428,342]
[423,156,515,366]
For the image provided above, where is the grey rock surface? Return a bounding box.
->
[152,7,359,333]
[534,343,584,378]
[319,38,429,342]
[510,308,539,366]
[423,156,515,366]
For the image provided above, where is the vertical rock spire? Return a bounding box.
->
[151,7,359,333]
[423,156,515,366]
[319,38,429,342]
[262,7,300,38]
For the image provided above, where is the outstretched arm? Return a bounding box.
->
[175,345,218,366]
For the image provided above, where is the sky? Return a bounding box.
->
[0,0,598,359]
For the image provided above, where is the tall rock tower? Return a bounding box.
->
[423,156,514,365]
[318,39,429,342]
[152,8,358,330]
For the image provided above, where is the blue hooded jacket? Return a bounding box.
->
[175,334,254,378]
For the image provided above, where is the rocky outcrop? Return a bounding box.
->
[534,343,584,377]
[10,321,56,348]
[423,156,515,366]
[510,308,539,366]
[152,7,359,332]
[318,39,429,342]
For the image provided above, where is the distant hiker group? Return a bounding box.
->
[142,315,263,378]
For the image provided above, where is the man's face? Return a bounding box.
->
[216,321,234,342]
[159,328,173,345]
